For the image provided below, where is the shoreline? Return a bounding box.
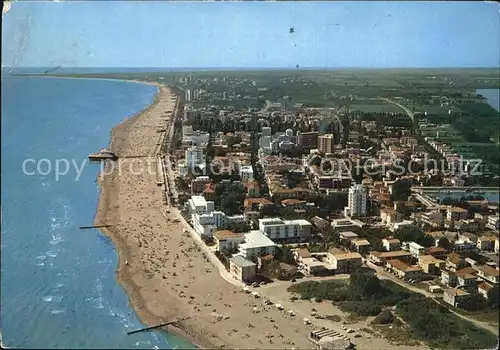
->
[92,84,208,348]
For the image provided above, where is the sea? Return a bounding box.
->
[476,88,500,111]
[0,76,196,349]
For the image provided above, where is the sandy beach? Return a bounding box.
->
[93,81,429,349]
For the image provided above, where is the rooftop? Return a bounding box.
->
[353,239,371,246]
[214,230,245,240]
[444,288,469,297]
[387,259,423,273]
[330,250,362,260]
[242,230,277,249]
[230,255,257,268]
[339,231,359,238]
[191,195,207,208]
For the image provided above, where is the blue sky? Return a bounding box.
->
[2,1,499,68]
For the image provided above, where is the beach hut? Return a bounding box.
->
[243,287,250,293]
[287,310,296,316]
[251,292,260,298]
[303,318,311,325]
[276,304,284,310]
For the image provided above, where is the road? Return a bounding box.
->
[159,88,244,289]
[379,97,415,124]
[367,261,499,336]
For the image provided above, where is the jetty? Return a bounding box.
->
[79,225,112,230]
[88,149,118,161]
[126,317,191,335]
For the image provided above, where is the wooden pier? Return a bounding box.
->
[79,225,112,230]
[126,317,191,335]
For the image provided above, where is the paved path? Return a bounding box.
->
[379,97,415,124]
[160,88,244,289]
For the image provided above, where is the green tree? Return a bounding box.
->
[394,225,434,247]
[391,179,412,202]
[487,286,499,308]
[349,268,381,298]
[437,237,452,251]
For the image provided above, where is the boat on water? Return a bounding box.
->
[88,148,118,161]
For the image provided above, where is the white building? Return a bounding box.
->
[486,215,499,230]
[237,230,277,260]
[185,146,205,168]
[402,241,426,258]
[345,184,367,217]
[185,89,192,101]
[183,130,210,146]
[239,165,254,184]
[258,218,312,240]
[192,210,245,237]
[186,195,214,215]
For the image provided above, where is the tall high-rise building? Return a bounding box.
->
[297,132,319,149]
[318,134,335,154]
[185,89,192,102]
[347,184,367,217]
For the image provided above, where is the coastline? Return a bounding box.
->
[92,83,208,348]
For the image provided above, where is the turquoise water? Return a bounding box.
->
[1,76,195,349]
[476,89,500,111]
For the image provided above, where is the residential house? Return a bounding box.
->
[258,218,312,240]
[331,218,365,231]
[477,282,494,299]
[446,253,470,272]
[427,246,448,260]
[351,239,372,254]
[311,216,330,232]
[486,215,499,230]
[245,181,260,198]
[368,250,412,265]
[202,183,216,201]
[477,235,497,251]
[419,211,443,228]
[213,230,246,253]
[458,232,478,245]
[293,248,311,264]
[425,231,446,247]
[191,176,212,194]
[300,257,328,276]
[441,270,458,287]
[281,199,307,210]
[453,219,479,233]
[380,208,403,227]
[237,230,277,260]
[452,239,477,254]
[446,207,468,222]
[476,265,500,285]
[382,238,401,252]
[402,241,426,258]
[229,255,257,283]
[441,266,478,287]
[339,231,359,241]
[386,259,424,281]
[456,272,477,291]
[418,255,446,275]
[443,288,469,307]
[243,197,274,221]
[257,254,274,271]
[327,249,362,273]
